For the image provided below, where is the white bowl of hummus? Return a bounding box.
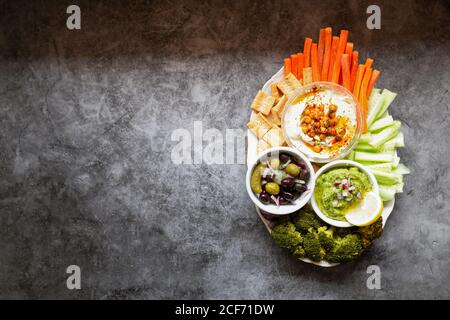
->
[311,160,379,228]
[282,82,363,163]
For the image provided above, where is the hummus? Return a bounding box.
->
[283,85,357,161]
[314,167,372,221]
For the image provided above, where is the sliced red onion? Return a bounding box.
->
[271,195,280,207]
[279,159,291,169]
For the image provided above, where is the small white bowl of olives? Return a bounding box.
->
[246,146,316,215]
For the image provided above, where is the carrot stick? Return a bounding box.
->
[291,54,299,79]
[350,51,359,90]
[311,43,320,82]
[303,38,312,67]
[364,58,373,69]
[318,28,326,71]
[321,27,332,81]
[353,64,365,100]
[297,53,304,81]
[284,58,292,78]
[327,36,339,81]
[341,54,351,90]
[367,69,380,97]
[345,42,353,55]
[360,67,372,133]
[331,30,349,83]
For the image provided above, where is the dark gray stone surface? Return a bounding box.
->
[0,0,449,299]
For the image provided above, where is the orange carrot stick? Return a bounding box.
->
[364,58,373,69]
[350,51,359,90]
[318,28,326,71]
[331,30,349,83]
[311,43,320,82]
[303,38,312,67]
[360,67,373,132]
[367,69,380,97]
[353,64,365,100]
[341,54,351,90]
[297,53,304,81]
[284,58,292,78]
[291,54,299,79]
[321,27,332,81]
[327,36,339,81]
[345,42,353,55]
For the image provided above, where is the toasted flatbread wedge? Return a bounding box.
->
[277,73,302,99]
[250,90,275,115]
[272,95,287,117]
[262,127,286,147]
[271,83,282,102]
[247,113,272,139]
[266,110,281,127]
[249,110,258,122]
[257,139,271,154]
[303,67,313,85]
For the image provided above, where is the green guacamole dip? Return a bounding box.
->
[314,167,372,221]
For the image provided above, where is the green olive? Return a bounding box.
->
[270,158,281,170]
[285,163,301,177]
[265,182,280,195]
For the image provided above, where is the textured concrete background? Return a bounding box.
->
[0,0,449,299]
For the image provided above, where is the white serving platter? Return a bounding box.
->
[247,67,395,267]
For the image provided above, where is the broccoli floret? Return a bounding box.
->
[358,217,383,248]
[317,226,335,252]
[293,246,306,259]
[334,226,358,238]
[303,232,325,262]
[293,207,323,233]
[271,222,303,252]
[326,234,363,263]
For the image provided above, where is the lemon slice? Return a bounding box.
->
[345,191,383,226]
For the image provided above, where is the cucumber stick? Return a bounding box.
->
[367,121,401,149]
[366,89,397,127]
[370,169,403,185]
[369,115,394,132]
[379,185,397,201]
[354,151,393,163]
[365,163,392,172]
[393,163,410,175]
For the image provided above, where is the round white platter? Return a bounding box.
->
[247,67,395,267]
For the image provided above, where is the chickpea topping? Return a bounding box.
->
[300,102,351,153]
[302,116,312,124]
[313,145,322,153]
